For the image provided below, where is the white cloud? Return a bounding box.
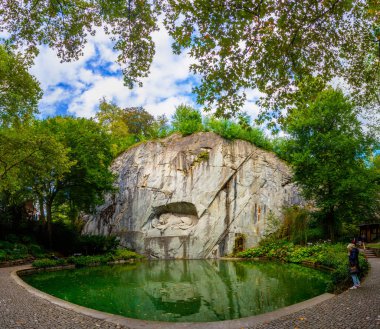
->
[37,87,72,117]
[30,24,197,119]
[146,96,197,118]
[68,77,127,118]
[30,23,266,123]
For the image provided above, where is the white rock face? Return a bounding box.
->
[83,132,301,258]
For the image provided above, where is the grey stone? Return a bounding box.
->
[83,132,302,258]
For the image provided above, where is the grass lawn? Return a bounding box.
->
[367,243,380,248]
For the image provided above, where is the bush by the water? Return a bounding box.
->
[112,249,144,260]
[236,241,368,291]
[31,249,143,268]
[77,234,119,255]
[67,249,143,267]
[32,258,66,268]
[38,221,119,256]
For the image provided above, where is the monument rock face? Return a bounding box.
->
[83,132,301,258]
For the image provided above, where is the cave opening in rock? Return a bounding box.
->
[152,202,198,218]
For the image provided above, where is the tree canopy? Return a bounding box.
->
[0,0,379,118]
[0,45,42,127]
[36,116,115,217]
[283,88,379,240]
[95,99,169,155]
[0,125,71,194]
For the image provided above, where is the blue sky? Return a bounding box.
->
[28,25,263,122]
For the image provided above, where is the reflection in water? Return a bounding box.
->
[23,260,330,322]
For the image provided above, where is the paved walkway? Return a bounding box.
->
[0,258,379,329]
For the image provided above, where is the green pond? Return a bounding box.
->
[22,260,331,322]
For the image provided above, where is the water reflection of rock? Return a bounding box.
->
[26,260,329,322]
[148,282,201,316]
[140,260,284,321]
[143,260,201,316]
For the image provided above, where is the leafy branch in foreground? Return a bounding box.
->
[0,1,379,118]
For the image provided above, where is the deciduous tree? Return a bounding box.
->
[96,99,169,151]
[28,117,115,245]
[0,1,378,118]
[36,117,115,217]
[0,45,42,127]
[284,88,379,240]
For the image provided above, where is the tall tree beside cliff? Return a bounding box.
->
[0,45,45,192]
[34,117,115,245]
[284,88,379,241]
[0,45,49,227]
[0,1,378,119]
[96,99,169,154]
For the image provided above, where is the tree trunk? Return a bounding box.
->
[326,207,335,242]
[38,196,45,223]
[46,200,53,249]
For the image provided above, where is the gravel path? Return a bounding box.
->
[0,258,379,329]
[250,257,380,329]
[0,266,130,329]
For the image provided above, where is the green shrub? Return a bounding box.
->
[32,258,66,268]
[67,249,143,267]
[0,249,6,261]
[367,242,380,248]
[20,236,34,244]
[262,211,282,240]
[2,243,29,260]
[204,117,272,150]
[0,238,48,262]
[236,242,369,291]
[77,235,119,255]
[0,240,13,249]
[67,255,111,267]
[304,227,325,242]
[28,244,46,258]
[113,249,144,260]
[237,240,294,261]
[172,105,203,136]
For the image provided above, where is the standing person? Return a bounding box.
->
[347,243,360,289]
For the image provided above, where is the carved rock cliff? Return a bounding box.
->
[83,132,301,258]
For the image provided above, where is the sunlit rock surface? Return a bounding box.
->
[83,132,301,258]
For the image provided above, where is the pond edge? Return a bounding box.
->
[12,264,335,329]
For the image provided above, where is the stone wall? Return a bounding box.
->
[83,132,301,258]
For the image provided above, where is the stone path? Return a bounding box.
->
[0,266,130,329]
[249,257,380,329]
[0,258,379,329]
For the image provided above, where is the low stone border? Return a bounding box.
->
[19,264,75,275]
[13,264,335,329]
[228,257,334,272]
[300,261,334,272]
[0,257,33,268]
[17,258,138,274]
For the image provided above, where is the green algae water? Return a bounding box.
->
[22,260,330,322]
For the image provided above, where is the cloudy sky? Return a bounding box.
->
[29,25,262,122]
